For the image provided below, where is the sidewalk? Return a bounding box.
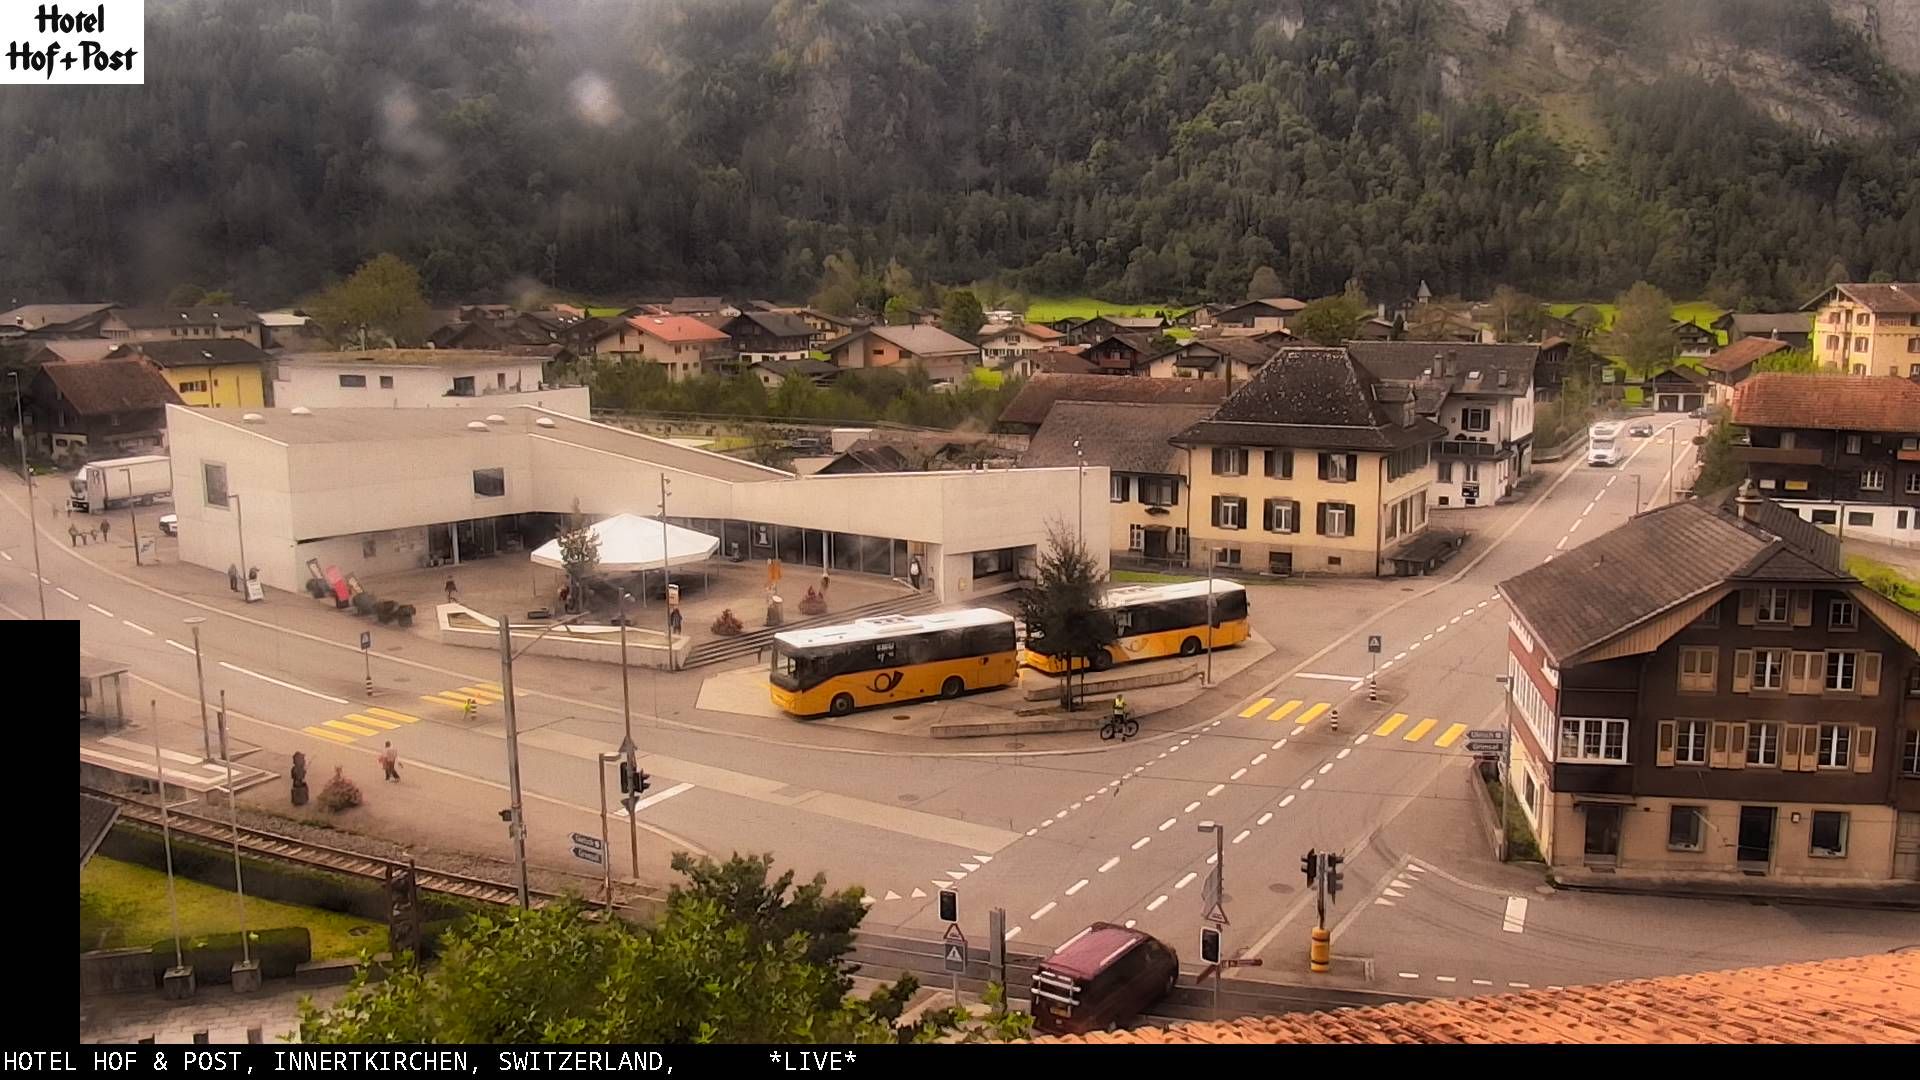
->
[80,981,346,1044]
[1548,867,1920,911]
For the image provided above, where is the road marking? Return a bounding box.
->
[1462,608,1476,617]
[1478,600,1489,608]
[1124,920,1136,929]
[56,586,79,600]
[1548,986,1564,991]
[1240,697,1275,718]
[1230,768,1247,780]
[961,862,980,871]
[1405,864,1425,873]
[1298,673,1363,685]
[1146,895,1168,911]
[1472,979,1493,986]
[1031,902,1056,920]
[164,639,195,654]
[1294,702,1328,726]
[1436,976,1457,984]
[1503,896,1529,934]
[1435,723,1468,748]
[323,718,377,737]
[1026,829,1038,836]
[1336,748,1351,759]
[1384,888,1404,898]
[1232,829,1250,844]
[934,879,953,888]
[1391,879,1410,889]
[1257,812,1273,825]
[1159,817,1177,831]
[1132,766,1145,775]
[1317,762,1333,775]
[1398,972,1419,979]
[1374,898,1394,907]
[1393,651,1407,661]
[1409,641,1421,650]
[1434,625,1446,634]
[1543,554,1555,562]
[1300,778,1314,790]
[1065,879,1089,896]
[1207,854,1217,864]
[1404,717,1438,742]
[912,888,927,898]
[1554,536,1568,550]
[1207,784,1225,796]
[1508,982,1531,989]
[223,664,347,707]
[1568,517,1582,532]
[1279,794,1295,807]
[364,706,420,724]
[1251,753,1267,765]
[303,726,354,744]
[122,619,153,635]
[1054,811,1069,820]
[1271,739,1286,749]
[345,712,398,730]
[1607,476,1617,487]
[1168,745,1182,754]
[884,891,902,901]
[1132,836,1151,850]
[1184,801,1201,813]
[1267,699,1303,722]
[88,603,115,617]
[0,551,8,560]
[1581,503,1593,517]
[1005,926,1021,942]
[1099,857,1120,873]
[1175,872,1197,889]
[974,855,993,863]
[1421,633,1433,642]
[1179,738,1192,746]
[1379,660,1393,670]
[1070,803,1082,810]
[1354,734,1369,745]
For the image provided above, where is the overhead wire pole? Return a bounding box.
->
[186,617,213,759]
[659,476,674,671]
[10,370,46,619]
[618,589,639,878]
[497,609,591,909]
[218,689,251,974]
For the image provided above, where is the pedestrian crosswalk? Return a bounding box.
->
[1232,696,1469,750]
[421,681,506,712]
[303,705,423,745]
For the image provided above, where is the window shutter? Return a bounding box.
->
[1345,453,1359,481]
[1738,590,1756,625]
[1234,498,1247,531]
[1657,721,1676,767]
[1789,651,1815,695]
[1781,725,1802,771]
[1171,481,1180,506]
[1701,648,1717,686]
[1263,498,1276,531]
[1282,451,1294,479]
[1265,450,1279,478]
[1316,503,1329,536]
[1861,652,1882,696]
[1728,722,1748,770]
[1855,727,1876,773]
[1732,649,1753,693]
[1709,722,1731,768]
[1317,453,1329,481]
[1211,495,1223,528]
[1791,590,1813,627]
[1799,725,1820,772]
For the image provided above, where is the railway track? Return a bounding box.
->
[87,787,662,911]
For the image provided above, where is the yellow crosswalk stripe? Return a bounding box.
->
[1374,713,1409,737]
[364,707,421,724]
[324,718,378,737]
[457,686,503,702]
[1267,699,1304,723]
[422,693,476,708]
[1294,702,1329,726]
[304,726,355,744]
[1240,697,1275,719]
[1435,722,1468,749]
[346,712,399,730]
[1403,717,1438,742]
[477,681,503,692]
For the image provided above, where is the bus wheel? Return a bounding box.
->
[1179,637,1202,657]
[829,693,856,717]
[941,676,966,699]
[1090,651,1114,672]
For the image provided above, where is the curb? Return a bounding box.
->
[1546,875,1920,912]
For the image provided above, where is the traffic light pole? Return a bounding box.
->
[499,617,531,910]
[596,752,618,915]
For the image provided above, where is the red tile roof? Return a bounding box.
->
[38,358,183,415]
[1731,373,1920,432]
[1035,950,1920,1044]
[626,314,731,344]
[1699,336,1788,374]
[1831,283,1920,314]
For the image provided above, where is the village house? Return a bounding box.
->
[1174,346,1444,577]
[1730,373,1920,547]
[978,320,1065,369]
[99,306,268,349]
[1022,401,1215,566]
[585,315,735,381]
[1672,320,1720,359]
[1144,337,1278,385]
[1698,337,1789,406]
[1212,298,1307,333]
[998,347,1096,379]
[25,358,181,464]
[1082,331,1174,376]
[1499,484,1920,886]
[994,372,1231,441]
[1809,283,1920,376]
[0,302,118,343]
[1346,342,1538,508]
[1646,366,1710,413]
[269,349,588,415]
[748,358,840,389]
[1714,311,1814,352]
[707,310,816,366]
[820,324,980,383]
[115,339,273,408]
[1065,314,1167,346]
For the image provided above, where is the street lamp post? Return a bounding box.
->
[1666,430,1675,506]
[150,699,189,990]
[217,690,255,985]
[496,609,594,909]
[1204,552,1216,687]
[1632,473,1642,514]
[596,751,619,915]
[658,477,675,671]
[1074,438,1085,545]
[232,493,252,599]
[1494,675,1514,863]
[9,371,46,619]
[185,617,213,759]
[121,465,141,566]
[617,590,639,879]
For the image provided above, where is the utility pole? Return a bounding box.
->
[1074,438,1085,546]
[218,690,253,982]
[596,752,619,915]
[10,371,46,619]
[1197,821,1225,1017]
[1666,430,1674,505]
[498,616,530,909]
[1204,554,1215,687]
[233,493,252,599]
[152,700,188,986]
[617,590,639,878]
[659,476,675,671]
[185,617,212,760]
[120,465,140,566]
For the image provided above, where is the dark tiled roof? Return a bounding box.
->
[1729,312,1813,337]
[1732,373,1920,433]
[39,359,182,415]
[1,303,116,331]
[1022,402,1216,475]
[1175,346,1446,451]
[1021,349,1096,375]
[1175,337,1279,368]
[1344,341,1537,396]
[1651,366,1709,386]
[725,311,814,339]
[112,305,262,329]
[1699,337,1787,374]
[997,374,1230,428]
[665,296,725,314]
[80,794,120,869]
[1830,283,1920,314]
[753,358,839,378]
[127,339,272,369]
[1499,489,1845,664]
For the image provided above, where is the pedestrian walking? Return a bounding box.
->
[100,520,110,542]
[908,557,923,591]
[68,524,79,547]
[444,576,458,602]
[820,569,830,596]
[668,606,683,637]
[378,742,401,782]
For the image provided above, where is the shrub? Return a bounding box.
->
[317,768,362,814]
[711,608,744,636]
[798,588,826,616]
[306,578,328,599]
[375,600,399,624]
[150,926,313,984]
[351,593,377,616]
[395,604,416,627]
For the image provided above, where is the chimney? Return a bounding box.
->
[1735,479,1762,522]
[1447,350,1459,377]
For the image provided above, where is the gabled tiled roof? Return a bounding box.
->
[1,303,116,331]
[997,374,1230,428]
[1345,341,1537,396]
[112,305,262,329]
[1022,402,1216,475]
[627,315,731,345]
[38,358,182,415]
[1728,312,1813,337]
[1034,951,1920,1044]
[723,310,814,339]
[824,324,979,358]
[1699,337,1787,374]
[1732,373,1920,433]
[126,339,272,369]
[1174,346,1446,451]
[1827,283,1920,314]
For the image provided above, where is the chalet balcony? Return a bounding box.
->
[1733,446,1824,466]
[1436,439,1511,460]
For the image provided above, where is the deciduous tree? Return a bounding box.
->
[309,254,430,348]
[1606,281,1678,380]
[941,289,986,341]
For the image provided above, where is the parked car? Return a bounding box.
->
[1629,423,1654,437]
[158,513,178,536]
[1029,922,1180,1035]
[1688,406,1705,418]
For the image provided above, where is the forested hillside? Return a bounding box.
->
[3,0,1917,309]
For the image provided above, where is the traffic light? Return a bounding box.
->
[1325,853,1345,901]
[635,769,651,796]
[1301,847,1318,885]
[619,761,636,794]
[938,889,958,922]
[1200,927,1221,964]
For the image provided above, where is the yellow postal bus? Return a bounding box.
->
[1022,580,1249,674]
[770,608,1019,718]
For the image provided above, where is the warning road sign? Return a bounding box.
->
[1367,635,1382,653]
[1203,901,1229,926]
[944,943,966,972]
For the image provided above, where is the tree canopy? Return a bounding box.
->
[1606,282,1679,379]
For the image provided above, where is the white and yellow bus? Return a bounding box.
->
[1022,580,1250,674]
[770,608,1020,718]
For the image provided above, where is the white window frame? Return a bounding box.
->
[1323,453,1350,483]
[1830,599,1857,631]
[1815,723,1852,768]
[1556,717,1629,764]
[1907,473,1920,495]
[1753,648,1786,691]
[1846,434,1863,455]
[1861,467,1886,492]
[1267,499,1297,534]
[1746,722,1779,767]
[1824,650,1858,693]
[1218,498,1245,530]
[1110,474,1129,503]
[1675,719,1709,765]
[1903,728,1920,777]
[1756,587,1790,625]
[1326,504,1350,538]
[1128,524,1145,552]
[1461,406,1491,433]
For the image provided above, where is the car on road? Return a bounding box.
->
[1029,922,1180,1034]
[1588,421,1623,467]
[1688,406,1705,418]
[1629,422,1654,437]
[159,513,178,536]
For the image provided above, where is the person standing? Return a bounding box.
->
[379,742,401,782]
[908,557,923,591]
[444,576,458,603]
[68,524,79,547]
[100,519,111,543]
[820,568,830,597]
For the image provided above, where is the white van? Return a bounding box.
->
[1588,422,1623,467]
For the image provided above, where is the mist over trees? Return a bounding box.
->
[3,0,1917,309]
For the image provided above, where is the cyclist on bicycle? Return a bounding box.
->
[1112,694,1127,725]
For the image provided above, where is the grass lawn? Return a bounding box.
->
[1110,570,1200,584]
[1025,296,1185,322]
[968,368,1004,389]
[81,856,386,959]
[1845,555,1920,612]
[1545,300,1729,346]
[584,306,629,318]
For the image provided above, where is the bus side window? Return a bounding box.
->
[874,641,897,665]
[1113,610,1133,634]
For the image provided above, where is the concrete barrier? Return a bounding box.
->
[930,713,1105,739]
[1019,662,1199,701]
[80,949,156,995]
[435,604,691,669]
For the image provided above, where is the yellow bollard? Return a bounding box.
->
[1309,926,1331,973]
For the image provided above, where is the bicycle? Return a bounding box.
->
[1100,712,1139,741]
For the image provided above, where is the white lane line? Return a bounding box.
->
[216,661,350,703]
[1054,811,1069,821]
[1251,753,1267,765]
[1175,872,1197,889]
[1230,768,1247,780]
[1031,902,1057,920]
[1393,651,1407,660]
[1298,672,1365,685]
[1581,503,1593,517]
[1025,829,1038,836]
[1098,857,1120,873]
[1184,801,1201,813]
[1206,853,1217,865]
[1179,738,1192,746]
[1271,739,1286,749]
[1318,763,1333,775]
[1006,927,1022,942]
[122,620,153,636]
[1207,783,1225,796]
[1257,812,1273,825]
[1065,879,1089,896]
[1232,829,1251,844]
[1434,625,1446,634]
[1421,633,1433,641]
[1300,778,1315,790]
[165,639,195,655]
[1568,517,1582,532]
[1131,767,1145,775]
[1379,660,1393,670]
[1168,744,1182,753]
[1478,600,1490,608]
[1555,536,1568,550]
[1124,920,1136,929]
[616,781,693,815]
[1544,554,1556,562]
[1503,896,1529,934]
[1158,817,1177,831]
[1508,982,1531,989]
[1462,608,1476,617]
[1607,476,1617,488]
[1337,748,1351,759]
[0,551,9,560]
[1146,895,1168,912]
[1399,972,1420,980]
[1354,734,1370,745]
[1547,985,1565,991]
[56,587,79,600]
[1436,976,1457,984]
[1132,836,1151,850]
[1472,979,1493,986]
[1279,794,1295,807]
[1410,641,1422,650]
[88,603,115,618]
[1071,801,1082,809]
[1157,751,1168,759]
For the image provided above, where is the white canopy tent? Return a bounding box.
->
[531,513,719,573]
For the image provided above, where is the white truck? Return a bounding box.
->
[69,455,172,513]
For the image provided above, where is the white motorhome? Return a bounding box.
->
[1587,422,1623,467]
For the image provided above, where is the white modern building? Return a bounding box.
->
[164,405,1107,601]
[269,350,589,415]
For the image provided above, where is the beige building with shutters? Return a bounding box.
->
[1501,483,1920,885]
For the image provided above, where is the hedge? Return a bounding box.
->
[151,926,311,983]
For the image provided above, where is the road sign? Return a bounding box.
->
[1202,867,1221,907]
[1367,635,1382,653]
[1467,729,1506,741]
[571,846,604,865]
[1466,741,1508,753]
[943,922,968,972]
[570,833,603,850]
[1203,901,1229,926]
[360,631,372,651]
[1226,958,1264,967]
[622,793,641,814]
